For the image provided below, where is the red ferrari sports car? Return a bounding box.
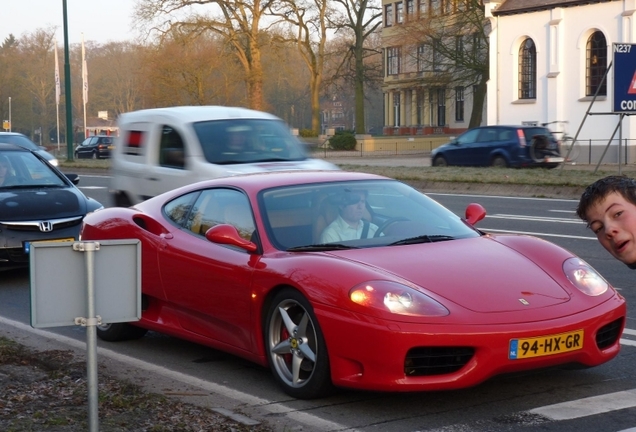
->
[80,170,625,399]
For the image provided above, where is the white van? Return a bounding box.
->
[110,106,338,206]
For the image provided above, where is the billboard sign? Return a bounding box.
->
[613,43,636,112]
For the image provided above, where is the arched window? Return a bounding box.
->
[518,38,536,99]
[586,31,607,96]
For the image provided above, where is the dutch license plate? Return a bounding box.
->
[509,329,584,360]
[108,145,115,149]
[24,238,75,254]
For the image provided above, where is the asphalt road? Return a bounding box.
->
[1,169,636,432]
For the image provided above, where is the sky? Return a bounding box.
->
[2,1,137,45]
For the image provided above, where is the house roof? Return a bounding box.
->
[493,0,617,16]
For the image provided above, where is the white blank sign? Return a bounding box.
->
[30,239,141,328]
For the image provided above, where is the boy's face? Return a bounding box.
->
[586,191,636,266]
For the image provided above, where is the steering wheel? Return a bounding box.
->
[374,217,409,237]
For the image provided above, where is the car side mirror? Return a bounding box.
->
[65,173,80,185]
[464,203,486,225]
[205,224,258,253]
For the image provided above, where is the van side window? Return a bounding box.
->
[159,126,186,169]
[124,130,145,156]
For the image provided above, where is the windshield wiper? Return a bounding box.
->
[286,243,359,252]
[388,235,455,246]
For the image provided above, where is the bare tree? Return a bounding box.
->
[13,29,57,143]
[141,32,242,107]
[268,0,332,134]
[135,0,277,110]
[328,0,383,134]
[388,0,489,128]
[87,42,147,115]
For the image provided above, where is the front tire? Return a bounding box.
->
[96,323,148,342]
[92,151,98,160]
[265,288,333,399]
[432,155,448,167]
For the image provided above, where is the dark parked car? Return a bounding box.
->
[431,125,564,168]
[0,143,103,270]
[0,132,59,166]
[75,135,114,159]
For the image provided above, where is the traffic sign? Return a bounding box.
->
[2,120,9,130]
[613,43,636,112]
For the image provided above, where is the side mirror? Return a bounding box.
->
[464,203,486,225]
[205,224,258,253]
[65,173,80,185]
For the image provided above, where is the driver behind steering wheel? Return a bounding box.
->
[320,189,379,243]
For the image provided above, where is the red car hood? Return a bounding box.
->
[330,237,571,313]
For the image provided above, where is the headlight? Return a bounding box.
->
[349,281,449,317]
[563,257,609,296]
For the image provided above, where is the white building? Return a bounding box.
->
[485,0,636,163]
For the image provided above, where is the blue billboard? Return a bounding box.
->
[613,43,636,112]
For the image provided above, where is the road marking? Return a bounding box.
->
[79,186,107,190]
[488,214,584,224]
[528,389,636,420]
[622,328,636,347]
[426,192,577,202]
[0,316,355,432]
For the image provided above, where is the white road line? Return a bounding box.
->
[483,228,596,240]
[0,316,355,432]
[621,339,636,347]
[78,186,107,189]
[623,329,636,336]
[529,388,636,420]
[426,192,576,202]
[489,214,584,224]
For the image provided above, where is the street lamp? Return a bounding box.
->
[8,97,11,132]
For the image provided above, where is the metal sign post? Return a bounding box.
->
[30,239,141,432]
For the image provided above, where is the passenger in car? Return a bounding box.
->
[320,189,378,243]
[577,175,636,268]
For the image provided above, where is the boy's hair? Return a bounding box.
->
[576,175,636,222]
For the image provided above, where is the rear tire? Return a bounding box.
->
[432,156,448,167]
[97,323,148,342]
[492,156,507,168]
[92,151,98,160]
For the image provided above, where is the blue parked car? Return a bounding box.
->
[431,125,564,168]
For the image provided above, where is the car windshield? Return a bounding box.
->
[0,150,66,189]
[192,119,308,165]
[0,134,39,150]
[259,179,481,251]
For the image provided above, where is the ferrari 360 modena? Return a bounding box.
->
[80,170,625,399]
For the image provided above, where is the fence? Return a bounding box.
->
[307,135,451,158]
[308,136,636,165]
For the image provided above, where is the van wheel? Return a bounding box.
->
[92,151,98,160]
[113,192,133,207]
[433,156,448,167]
[492,156,507,168]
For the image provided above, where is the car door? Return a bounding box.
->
[473,127,501,165]
[158,188,257,352]
[142,124,193,200]
[77,137,94,157]
[443,128,481,165]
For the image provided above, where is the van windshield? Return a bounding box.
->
[192,119,309,165]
